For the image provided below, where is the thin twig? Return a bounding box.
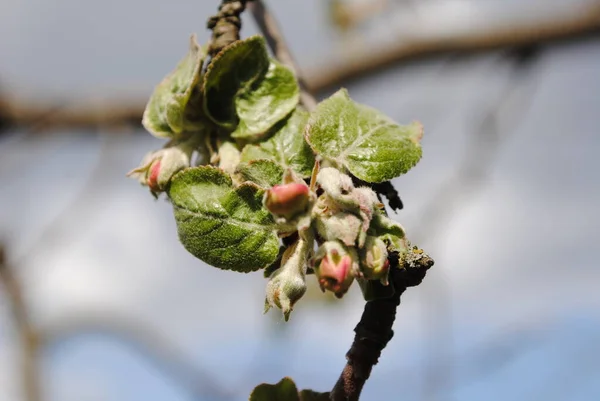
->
[308,1,600,92]
[0,246,42,401]
[207,0,250,57]
[247,0,318,111]
[2,10,598,133]
[330,249,434,401]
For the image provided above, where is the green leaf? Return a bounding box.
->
[232,59,299,140]
[299,390,330,401]
[142,35,207,138]
[305,89,423,183]
[250,377,300,401]
[240,109,314,177]
[368,213,408,254]
[168,166,279,272]
[203,36,270,128]
[235,159,284,188]
[203,36,299,139]
[249,378,328,401]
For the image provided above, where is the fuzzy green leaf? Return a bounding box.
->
[235,159,284,188]
[368,213,408,254]
[203,36,299,139]
[305,89,423,183]
[142,35,206,138]
[249,378,328,401]
[232,59,299,140]
[168,166,279,272]
[240,109,314,177]
[299,390,330,401]
[203,36,270,128]
[249,378,299,401]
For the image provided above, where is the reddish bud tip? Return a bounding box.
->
[147,159,161,192]
[265,183,310,218]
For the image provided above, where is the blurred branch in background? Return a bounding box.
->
[1,2,599,133]
[0,246,41,401]
[41,313,234,401]
[1,242,238,401]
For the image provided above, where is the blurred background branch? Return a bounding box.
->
[1,2,598,134]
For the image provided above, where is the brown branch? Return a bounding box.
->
[330,249,434,401]
[2,7,599,133]
[247,0,318,111]
[0,95,142,133]
[0,246,42,401]
[308,1,600,92]
[207,0,250,57]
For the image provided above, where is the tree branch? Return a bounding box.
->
[207,0,250,57]
[247,0,318,111]
[0,245,42,401]
[2,6,598,133]
[330,248,434,401]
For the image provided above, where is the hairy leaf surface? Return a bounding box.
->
[203,36,299,139]
[169,166,279,272]
[240,109,313,177]
[235,159,284,188]
[305,89,423,183]
[142,35,206,137]
[232,60,299,140]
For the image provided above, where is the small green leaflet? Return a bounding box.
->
[142,35,206,138]
[305,89,423,183]
[249,377,330,401]
[168,166,279,272]
[232,59,299,140]
[240,109,314,178]
[203,36,299,140]
[235,159,284,188]
[368,212,408,254]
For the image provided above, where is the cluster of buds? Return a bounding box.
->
[263,166,408,318]
[127,137,197,196]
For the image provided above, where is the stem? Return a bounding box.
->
[330,248,434,401]
[0,246,41,401]
[247,0,318,111]
[207,0,249,57]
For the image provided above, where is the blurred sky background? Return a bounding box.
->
[1,0,599,400]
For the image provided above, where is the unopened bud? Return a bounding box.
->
[264,183,310,219]
[314,211,362,247]
[360,236,390,285]
[264,238,310,321]
[313,241,358,298]
[127,142,193,194]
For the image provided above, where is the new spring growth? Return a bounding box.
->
[315,167,383,247]
[265,237,310,321]
[360,236,390,285]
[265,182,310,219]
[312,241,359,298]
[127,137,197,195]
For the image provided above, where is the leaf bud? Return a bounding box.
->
[264,238,310,321]
[360,236,390,285]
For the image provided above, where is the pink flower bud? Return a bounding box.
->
[264,183,310,218]
[147,159,162,192]
[128,142,193,194]
[313,241,358,298]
